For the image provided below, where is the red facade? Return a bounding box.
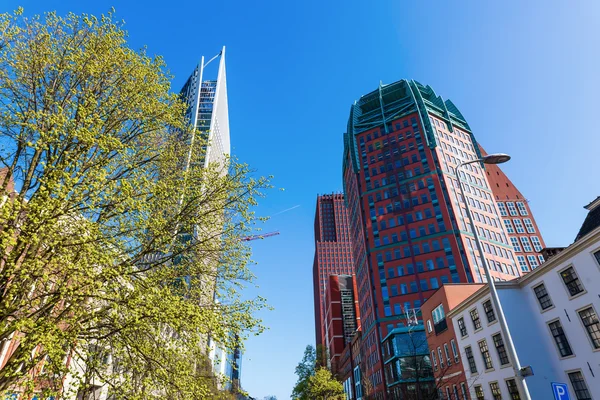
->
[421,284,484,399]
[313,194,355,347]
[481,146,547,273]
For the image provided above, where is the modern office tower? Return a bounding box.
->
[481,146,547,273]
[179,46,230,173]
[322,274,360,375]
[313,194,355,348]
[342,80,520,398]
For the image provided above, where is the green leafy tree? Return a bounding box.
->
[291,345,316,400]
[0,8,270,400]
[307,368,345,400]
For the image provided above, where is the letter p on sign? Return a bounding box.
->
[552,383,570,400]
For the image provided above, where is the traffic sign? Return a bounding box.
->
[552,382,570,400]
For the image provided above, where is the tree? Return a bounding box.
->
[0,8,271,399]
[291,345,316,400]
[307,368,345,400]
[263,396,277,400]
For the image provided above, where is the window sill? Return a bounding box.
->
[539,305,556,314]
[500,363,512,370]
[567,290,588,300]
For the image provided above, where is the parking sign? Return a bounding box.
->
[552,382,570,400]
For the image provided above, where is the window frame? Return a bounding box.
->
[464,345,477,374]
[474,385,485,400]
[547,318,574,358]
[478,339,494,370]
[470,308,482,331]
[492,333,510,366]
[559,265,586,298]
[567,370,592,400]
[532,282,553,311]
[577,304,600,350]
[458,317,468,337]
[505,378,521,400]
[483,299,496,323]
[489,381,502,400]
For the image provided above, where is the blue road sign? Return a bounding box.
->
[552,382,570,400]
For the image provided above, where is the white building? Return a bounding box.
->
[448,199,600,400]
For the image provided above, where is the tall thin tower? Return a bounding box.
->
[179,46,230,173]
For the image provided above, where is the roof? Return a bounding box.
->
[575,196,600,242]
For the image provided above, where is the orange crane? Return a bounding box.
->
[241,231,280,242]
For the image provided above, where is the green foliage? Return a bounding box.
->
[291,345,316,400]
[307,368,345,400]
[0,8,271,399]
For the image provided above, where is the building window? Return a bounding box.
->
[527,255,539,269]
[483,300,496,323]
[427,320,432,333]
[497,203,507,216]
[474,385,485,400]
[458,317,468,337]
[478,340,493,370]
[533,283,553,310]
[560,266,584,296]
[490,381,502,400]
[594,249,600,266]
[511,237,522,252]
[523,218,535,233]
[503,219,514,233]
[506,379,521,400]
[517,256,528,272]
[444,343,452,365]
[465,346,477,374]
[451,339,459,363]
[516,202,528,216]
[493,334,510,365]
[431,350,438,371]
[520,237,532,252]
[578,307,600,349]
[530,236,542,252]
[568,371,592,400]
[461,383,468,400]
[548,320,573,357]
[513,219,525,233]
[470,309,482,330]
[506,202,518,216]
[438,347,444,368]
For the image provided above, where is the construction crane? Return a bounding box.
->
[241,231,280,242]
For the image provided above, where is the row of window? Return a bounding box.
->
[503,218,536,234]
[510,236,542,253]
[497,201,529,217]
[430,339,460,371]
[473,379,520,400]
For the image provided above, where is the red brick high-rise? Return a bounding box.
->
[313,194,355,347]
[342,80,523,398]
[481,146,547,273]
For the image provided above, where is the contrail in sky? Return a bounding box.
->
[271,204,301,216]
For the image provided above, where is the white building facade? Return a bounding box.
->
[448,224,600,400]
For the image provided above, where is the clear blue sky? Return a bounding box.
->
[4,1,600,398]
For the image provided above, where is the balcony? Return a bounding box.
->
[434,318,448,335]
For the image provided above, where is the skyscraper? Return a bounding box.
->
[313,194,355,348]
[179,46,230,173]
[342,80,521,398]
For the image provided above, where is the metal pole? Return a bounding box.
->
[455,161,532,400]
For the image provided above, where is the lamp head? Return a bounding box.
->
[482,153,511,165]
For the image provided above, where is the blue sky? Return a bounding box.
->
[4,1,600,398]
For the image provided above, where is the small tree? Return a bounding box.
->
[291,345,316,400]
[307,368,345,400]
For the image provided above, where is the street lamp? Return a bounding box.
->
[455,153,532,400]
